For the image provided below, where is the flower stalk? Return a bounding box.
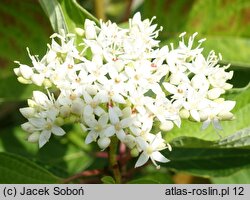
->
[109,136,121,183]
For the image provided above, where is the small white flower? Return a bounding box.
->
[84,113,109,144]
[201,100,236,130]
[83,91,105,116]
[135,133,170,168]
[105,106,133,141]
[28,117,65,148]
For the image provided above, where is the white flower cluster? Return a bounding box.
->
[14,13,235,168]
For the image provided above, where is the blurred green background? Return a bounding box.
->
[0,0,250,184]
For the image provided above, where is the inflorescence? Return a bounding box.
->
[14,13,235,168]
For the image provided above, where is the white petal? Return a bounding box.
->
[116,130,126,141]
[19,107,35,118]
[31,74,44,86]
[39,130,51,148]
[162,82,177,94]
[84,105,94,116]
[108,107,119,124]
[207,88,224,100]
[33,91,49,105]
[84,19,97,39]
[104,126,116,137]
[21,122,36,133]
[85,116,97,127]
[95,91,109,103]
[29,118,46,128]
[135,152,149,168]
[85,130,97,144]
[151,151,169,163]
[94,106,105,116]
[28,132,40,143]
[132,12,141,24]
[136,137,148,150]
[112,93,126,104]
[130,126,141,136]
[222,100,236,112]
[190,109,200,122]
[52,126,65,136]
[202,119,210,130]
[99,114,109,125]
[120,118,133,128]
[212,118,223,130]
[174,117,181,128]
[83,91,92,104]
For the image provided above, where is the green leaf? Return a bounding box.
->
[0,0,51,78]
[162,147,250,177]
[140,0,193,38]
[185,0,250,37]
[0,127,94,178]
[0,76,40,102]
[0,152,60,183]
[171,127,250,149]
[0,0,52,102]
[101,176,115,184]
[170,136,215,148]
[39,0,98,34]
[202,36,250,70]
[165,126,250,177]
[211,167,250,183]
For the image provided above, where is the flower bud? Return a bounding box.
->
[214,98,225,103]
[21,122,35,133]
[130,148,139,157]
[199,111,208,122]
[19,65,33,79]
[124,135,136,149]
[17,77,32,84]
[223,83,233,90]
[27,132,40,143]
[71,99,84,115]
[60,105,71,117]
[27,99,36,108]
[33,91,49,106]
[65,115,78,124]
[179,109,190,119]
[31,74,44,86]
[97,137,111,149]
[19,107,36,118]
[207,88,224,100]
[85,85,98,96]
[75,27,85,36]
[218,111,234,121]
[55,117,64,126]
[160,121,174,131]
[43,79,52,88]
[84,19,97,39]
[13,68,21,76]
